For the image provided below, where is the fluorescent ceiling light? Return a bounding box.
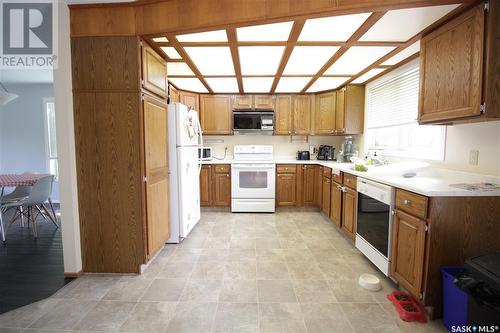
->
[299,13,371,41]
[351,68,387,84]
[306,77,350,93]
[237,21,293,41]
[283,46,339,75]
[168,78,208,93]
[205,77,239,93]
[275,77,311,93]
[161,47,182,59]
[381,41,420,65]
[359,4,460,42]
[239,46,285,75]
[177,30,227,42]
[325,46,395,75]
[167,62,194,76]
[152,37,168,42]
[184,47,235,75]
[242,77,274,93]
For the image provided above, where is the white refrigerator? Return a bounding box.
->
[167,103,203,243]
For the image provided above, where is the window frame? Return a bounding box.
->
[42,97,58,180]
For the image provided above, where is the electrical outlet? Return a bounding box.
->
[469,150,479,166]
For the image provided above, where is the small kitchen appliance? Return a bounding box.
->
[317,145,336,160]
[198,147,212,161]
[296,150,310,160]
[338,136,356,162]
[232,110,274,135]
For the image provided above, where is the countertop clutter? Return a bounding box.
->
[203,157,500,197]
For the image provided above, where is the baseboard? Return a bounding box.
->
[64,270,83,278]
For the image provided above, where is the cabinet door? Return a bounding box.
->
[233,95,253,109]
[276,173,297,206]
[315,92,336,135]
[293,95,311,135]
[168,85,180,104]
[330,181,342,228]
[200,95,232,135]
[141,43,167,98]
[301,165,316,206]
[143,95,169,257]
[418,4,484,123]
[390,210,426,299]
[275,95,293,135]
[200,165,212,206]
[335,88,345,134]
[321,176,331,216]
[181,92,199,111]
[213,172,231,206]
[315,166,323,206]
[341,186,356,240]
[254,95,275,109]
[343,86,364,135]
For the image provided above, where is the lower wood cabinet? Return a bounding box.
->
[200,164,231,207]
[390,209,426,299]
[330,181,342,228]
[321,175,331,216]
[315,166,323,206]
[300,165,316,206]
[341,186,357,239]
[276,165,297,206]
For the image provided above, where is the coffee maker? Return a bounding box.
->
[317,145,336,160]
[338,136,356,162]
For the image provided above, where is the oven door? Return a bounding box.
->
[231,163,275,199]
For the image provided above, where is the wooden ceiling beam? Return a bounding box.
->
[300,11,387,93]
[227,28,244,93]
[270,19,306,94]
[165,35,214,93]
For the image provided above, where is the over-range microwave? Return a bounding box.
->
[233,110,274,135]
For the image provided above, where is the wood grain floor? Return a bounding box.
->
[0,206,72,314]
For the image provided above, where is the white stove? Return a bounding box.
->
[231,145,276,213]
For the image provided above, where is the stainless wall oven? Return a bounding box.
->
[233,111,274,135]
[355,178,395,276]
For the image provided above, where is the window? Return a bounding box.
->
[44,98,58,180]
[364,61,446,160]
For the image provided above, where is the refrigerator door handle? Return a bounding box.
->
[193,111,203,175]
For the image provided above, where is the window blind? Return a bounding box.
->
[366,67,419,129]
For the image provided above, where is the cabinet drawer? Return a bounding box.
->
[323,167,332,179]
[395,189,428,220]
[331,170,343,183]
[214,165,230,173]
[343,173,357,190]
[277,165,296,174]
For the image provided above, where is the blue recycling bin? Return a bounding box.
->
[441,266,468,331]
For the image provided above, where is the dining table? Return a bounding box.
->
[0,173,51,242]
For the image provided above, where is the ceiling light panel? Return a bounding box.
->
[167,62,194,76]
[205,78,239,93]
[177,30,227,42]
[243,77,274,93]
[184,47,235,75]
[161,47,182,59]
[351,68,387,84]
[325,46,395,75]
[239,46,285,75]
[237,21,293,41]
[275,77,311,93]
[381,41,420,66]
[283,46,339,75]
[359,4,460,42]
[299,13,371,41]
[152,37,168,42]
[306,77,350,93]
[168,78,208,93]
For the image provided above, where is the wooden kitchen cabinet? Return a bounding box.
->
[315,92,336,135]
[233,95,253,109]
[275,95,293,135]
[321,175,331,216]
[300,165,316,206]
[200,165,212,206]
[315,165,323,206]
[213,171,231,206]
[168,84,180,104]
[254,95,275,109]
[335,86,364,135]
[180,91,199,111]
[199,164,231,207]
[330,180,342,228]
[200,95,232,135]
[141,42,168,98]
[390,210,426,299]
[293,95,312,135]
[341,186,357,240]
[276,173,297,206]
[418,2,500,124]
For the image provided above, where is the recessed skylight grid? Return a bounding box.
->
[167,62,195,76]
[275,77,312,93]
[351,68,387,84]
[184,47,235,75]
[381,41,420,66]
[205,78,239,93]
[298,13,371,41]
[168,78,208,93]
[152,37,169,42]
[306,77,350,93]
[238,46,285,75]
[161,47,182,59]
[283,46,340,75]
[325,46,395,75]
[242,77,274,93]
[177,30,228,42]
[237,21,293,41]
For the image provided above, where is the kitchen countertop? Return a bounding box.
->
[202,157,500,197]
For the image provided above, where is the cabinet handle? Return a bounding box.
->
[303,166,307,169]
[330,130,334,133]
[226,174,230,177]
[294,131,297,134]
[288,131,292,134]
[277,174,281,177]
[404,199,411,205]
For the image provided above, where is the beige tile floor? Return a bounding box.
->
[0,211,448,333]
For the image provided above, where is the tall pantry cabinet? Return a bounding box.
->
[72,37,170,273]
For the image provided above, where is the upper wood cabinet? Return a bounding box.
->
[275,95,293,135]
[254,95,275,109]
[141,42,167,98]
[232,95,275,110]
[168,84,180,104]
[315,92,336,135]
[418,2,500,124]
[200,95,232,135]
[293,95,312,135]
[180,91,200,111]
[336,86,364,135]
[233,95,253,109]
